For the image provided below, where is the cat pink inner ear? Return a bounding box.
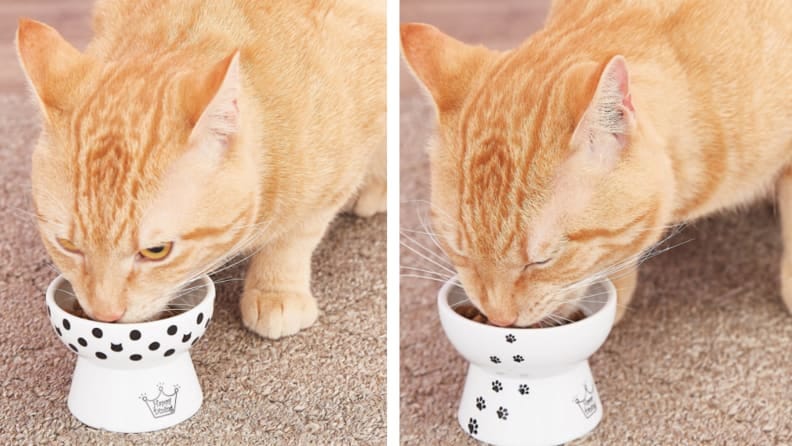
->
[609,56,635,114]
[187,51,241,152]
[572,55,636,167]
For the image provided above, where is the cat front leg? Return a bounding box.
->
[776,166,792,314]
[240,214,333,339]
[350,139,387,218]
[610,268,638,323]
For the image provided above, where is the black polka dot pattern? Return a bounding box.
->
[49,298,212,364]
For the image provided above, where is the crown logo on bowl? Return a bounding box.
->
[574,384,597,419]
[140,383,180,418]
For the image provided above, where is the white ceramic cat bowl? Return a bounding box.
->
[45,274,215,433]
[438,276,617,446]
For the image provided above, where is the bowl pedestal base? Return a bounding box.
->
[456,361,602,446]
[67,352,203,433]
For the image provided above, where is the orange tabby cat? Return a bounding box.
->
[17,0,385,338]
[402,0,792,327]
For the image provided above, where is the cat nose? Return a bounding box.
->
[92,308,125,322]
[479,301,518,326]
[488,315,517,327]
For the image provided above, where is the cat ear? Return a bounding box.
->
[571,55,636,169]
[184,50,241,155]
[15,18,91,119]
[401,23,495,113]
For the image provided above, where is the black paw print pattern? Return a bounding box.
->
[513,355,524,363]
[518,384,530,395]
[505,334,516,343]
[489,356,501,364]
[475,397,486,410]
[468,418,478,435]
[497,407,509,420]
[491,380,503,392]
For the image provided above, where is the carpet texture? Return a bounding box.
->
[399,97,792,444]
[0,94,386,444]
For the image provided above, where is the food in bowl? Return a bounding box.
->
[453,302,586,328]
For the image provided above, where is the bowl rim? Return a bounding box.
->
[45,274,215,328]
[438,275,616,334]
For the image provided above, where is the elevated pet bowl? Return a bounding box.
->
[438,276,616,446]
[45,274,215,433]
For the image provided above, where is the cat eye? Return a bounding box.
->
[522,258,552,271]
[139,242,173,261]
[56,237,81,254]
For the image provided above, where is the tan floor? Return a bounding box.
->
[0,1,385,444]
[400,1,792,445]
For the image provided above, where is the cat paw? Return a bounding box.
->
[352,178,386,218]
[240,289,319,339]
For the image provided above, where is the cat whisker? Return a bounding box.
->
[399,230,454,269]
[55,289,78,299]
[399,265,450,278]
[163,306,196,312]
[183,219,273,283]
[400,199,452,218]
[399,228,442,239]
[546,311,574,324]
[593,238,693,283]
[38,260,62,276]
[399,239,456,275]
[560,228,693,295]
[449,298,475,311]
[208,277,245,285]
[409,199,459,232]
[169,277,243,299]
[546,295,634,315]
[6,207,38,224]
[204,238,267,278]
[31,186,71,218]
[546,289,614,302]
[540,314,563,327]
[399,274,455,285]
[416,206,448,256]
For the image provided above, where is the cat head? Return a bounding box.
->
[402,23,669,326]
[17,19,261,322]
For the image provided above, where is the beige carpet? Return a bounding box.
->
[0,94,386,444]
[400,96,792,444]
